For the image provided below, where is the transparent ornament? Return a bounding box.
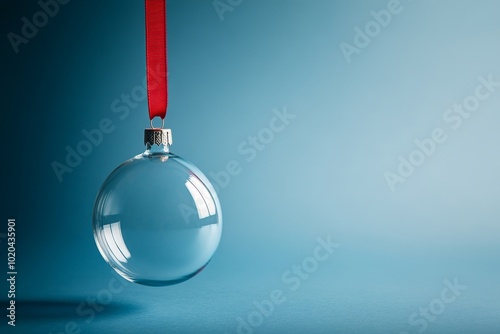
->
[92,128,222,286]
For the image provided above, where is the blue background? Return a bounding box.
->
[1,0,500,333]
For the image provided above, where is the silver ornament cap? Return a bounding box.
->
[144,128,173,147]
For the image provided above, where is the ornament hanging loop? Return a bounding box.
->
[150,116,165,129]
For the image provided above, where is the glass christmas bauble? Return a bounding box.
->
[92,128,222,286]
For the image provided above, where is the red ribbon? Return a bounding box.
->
[145,0,167,121]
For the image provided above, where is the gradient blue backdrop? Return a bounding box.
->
[1,0,500,333]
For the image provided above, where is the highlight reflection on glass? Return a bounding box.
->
[102,222,131,263]
[185,175,216,219]
[93,136,222,286]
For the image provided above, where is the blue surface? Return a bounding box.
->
[1,0,500,333]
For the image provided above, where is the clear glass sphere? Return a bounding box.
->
[92,142,222,286]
